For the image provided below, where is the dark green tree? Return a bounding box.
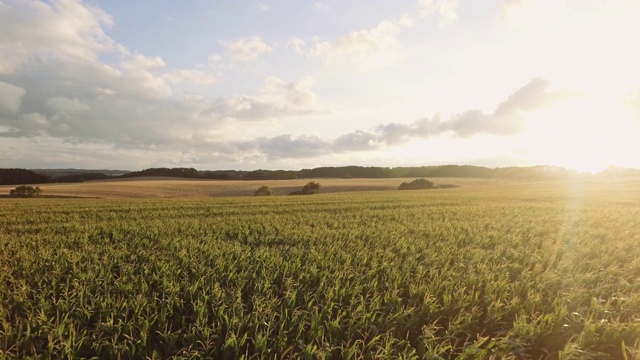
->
[9,185,42,197]
[398,178,434,190]
[301,181,321,194]
[289,181,321,195]
[254,186,275,196]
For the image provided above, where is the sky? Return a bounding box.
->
[1,0,639,172]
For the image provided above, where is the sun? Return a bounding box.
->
[521,94,640,173]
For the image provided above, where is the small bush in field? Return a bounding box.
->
[289,181,321,195]
[398,178,434,190]
[9,185,42,197]
[254,186,275,196]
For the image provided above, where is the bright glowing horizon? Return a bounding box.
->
[0,0,639,172]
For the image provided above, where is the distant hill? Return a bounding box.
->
[0,169,54,185]
[595,166,640,179]
[32,168,130,178]
[0,168,129,185]
[3,165,639,187]
[54,173,114,183]
[121,165,584,181]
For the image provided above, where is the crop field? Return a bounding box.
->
[1,179,640,359]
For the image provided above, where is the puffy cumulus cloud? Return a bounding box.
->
[493,77,575,118]
[119,54,173,98]
[1,46,325,150]
[289,1,459,71]
[221,36,273,62]
[47,96,91,114]
[256,134,330,159]
[201,76,328,121]
[261,76,322,109]
[373,77,573,143]
[288,38,306,55]
[0,0,244,156]
[1,66,328,156]
[0,0,210,148]
[122,54,165,71]
[195,134,333,161]
[375,117,444,145]
[289,0,460,71]
[447,110,520,137]
[0,112,49,137]
[305,20,407,71]
[19,112,50,131]
[418,0,459,26]
[0,1,215,99]
[0,0,331,166]
[0,81,25,113]
[334,131,379,151]
[0,64,201,146]
[0,0,118,73]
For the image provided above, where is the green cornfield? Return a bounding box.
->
[1,180,639,359]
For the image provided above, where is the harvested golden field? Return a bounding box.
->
[0,177,508,198]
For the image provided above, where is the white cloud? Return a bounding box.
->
[372,77,574,142]
[221,36,273,62]
[259,4,271,12]
[493,77,576,117]
[0,0,119,73]
[0,1,219,148]
[261,76,323,110]
[47,96,91,114]
[0,81,25,113]
[20,112,49,127]
[162,69,217,86]
[203,76,328,121]
[292,0,457,73]
[95,87,114,96]
[418,0,459,26]
[120,54,172,98]
[288,38,306,55]
[256,134,329,159]
[123,54,165,71]
[308,20,405,71]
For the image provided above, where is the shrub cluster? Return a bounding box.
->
[398,178,434,190]
[9,185,42,198]
[289,181,321,195]
[253,185,275,196]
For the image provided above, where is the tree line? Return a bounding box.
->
[2,165,639,186]
[121,165,583,181]
[0,169,113,185]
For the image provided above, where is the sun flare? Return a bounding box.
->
[520,92,640,173]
